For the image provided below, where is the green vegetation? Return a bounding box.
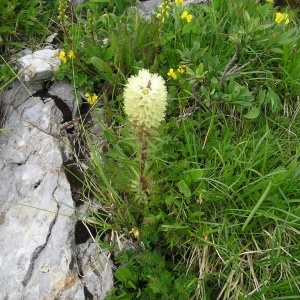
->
[1,0,300,298]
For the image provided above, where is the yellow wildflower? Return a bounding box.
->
[129,228,139,238]
[266,0,273,3]
[186,14,193,23]
[85,92,98,105]
[58,51,67,64]
[175,0,184,3]
[275,12,289,25]
[167,68,177,80]
[68,50,76,59]
[178,65,186,74]
[181,11,188,19]
[181,10,193,23]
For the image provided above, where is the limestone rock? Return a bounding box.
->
[136,0,207,19]
[49,81,80,118]
[0,81,113,300]
[15,49,60,82]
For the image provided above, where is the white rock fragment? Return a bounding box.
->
[16,49,61,82]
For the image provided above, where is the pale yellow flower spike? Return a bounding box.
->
[123,69,168,129]
[275,12,290,25]
[157,0,171,23]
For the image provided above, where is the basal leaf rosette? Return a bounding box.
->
[123,69,168,133]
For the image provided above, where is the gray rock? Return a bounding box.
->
[49,81,80,118]
[0,81,113,300]
[71,0,87,7]
[136,0,205,19]
[15,49,60,82]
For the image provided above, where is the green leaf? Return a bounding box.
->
[266,88,282,113]
[270,47,283,54]
[161,224,189,229]
[242,181,273,232]
[91,56,113,76]
[182,20,196,34]
[91,56,106,72]
[115,267,137,289]
[275,27,297,45]
[102,47,113,60]
[258,89,266,105]
[178,180,191,199]
[196,63,204,76]
[161,33,175,45]
[244,107,260,119]
[165,195,175,205]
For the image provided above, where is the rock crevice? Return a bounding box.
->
[0,79,113,299]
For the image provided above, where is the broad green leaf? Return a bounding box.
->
[102,47,113,60]
[244,107,260,119]
[270,47,283,54]
[258,89,266,105]
[182,20,197,34]
[165,195,175,205]
[91,57,106,72]
[196,63,204,76]
[91,56,113,75]
[178,180,191,199]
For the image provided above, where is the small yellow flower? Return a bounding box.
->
[68,50,76,59]
[129,228,139,238]
[275,12,290,25]
[186,14,193,23]
[181,11,188,19]
[175,0,183,3]
[266,0,273,3]
[85,92,98,105]
[177,65,186,74]
[167,68,177,80]
[181,10,193,23]
[58,51,67,64]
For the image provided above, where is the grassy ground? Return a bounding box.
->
[1,0,300,299]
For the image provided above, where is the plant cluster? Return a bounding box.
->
[0,0,58,90]
[2,0,300,298]
[77,0,300,298]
